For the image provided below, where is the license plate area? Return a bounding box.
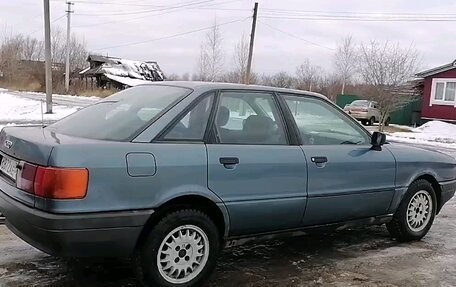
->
[0,154,19,182]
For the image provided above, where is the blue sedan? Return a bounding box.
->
[0,82,455,287]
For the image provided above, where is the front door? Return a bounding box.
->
[206,91,308,235]
[281,94,396,226]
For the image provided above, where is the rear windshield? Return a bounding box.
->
[350,100,369,107]
[47,85,191,141]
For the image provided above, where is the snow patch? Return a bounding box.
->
[387,121,456,149]
[0,92,79,123]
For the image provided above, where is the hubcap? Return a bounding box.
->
[406,190,433,232]
[157,225,209,284]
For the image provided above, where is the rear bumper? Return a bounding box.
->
[439,180,456,212]
[347,111,369,120]
[0,190,154,258]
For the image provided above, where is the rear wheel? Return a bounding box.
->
[368,117,375,126]
[386,179,437,242]
[135,209,220,287]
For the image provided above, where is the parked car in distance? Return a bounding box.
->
[344,100,390,126]
[0,82,455,287]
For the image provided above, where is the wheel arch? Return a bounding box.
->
[414,174,443,214]
[135,194,229,251]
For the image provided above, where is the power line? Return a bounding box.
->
[70,0,215,7]
[73,0,245,28]
[27,14,66,36]
[74,0,214,16]
[258,15,456,22]
[92,17,249,51]
[261,8,456,17]
[258,20,335,51]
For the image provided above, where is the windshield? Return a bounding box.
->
[47,85,191,141]
[349,100,369,107]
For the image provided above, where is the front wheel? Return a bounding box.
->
[135,209,221,287]
[386,179,437,242]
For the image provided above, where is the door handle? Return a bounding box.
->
[219,157,239,170]
[311,156,328,164]
[219,157,239,165]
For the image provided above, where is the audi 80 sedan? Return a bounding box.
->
[0,82,455,287]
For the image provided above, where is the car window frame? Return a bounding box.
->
[206,89,295,146]
[278,92,372,146]
[153,90,218,143]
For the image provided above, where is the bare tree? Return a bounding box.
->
[334,35,357,94]
[318,72,343,102]
[181,72,190,81]
[357,41,420,131]
[21,36,43,61]
[295,59,323,91]
[233,35,249,84]
[166,73,180,81]
[261,72,294,88]
[195,21,224,82]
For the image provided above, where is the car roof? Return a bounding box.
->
[138,81,328,100]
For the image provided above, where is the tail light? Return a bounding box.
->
[16,162,37,194]
[17,162,88,199]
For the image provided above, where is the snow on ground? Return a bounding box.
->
[0,91,83,129]
[23,90,100,102]
[387,121,456,149]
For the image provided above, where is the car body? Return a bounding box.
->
[344,100,385,126]
[0,82,455,286]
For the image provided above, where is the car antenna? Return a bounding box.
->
[40,99,45,127]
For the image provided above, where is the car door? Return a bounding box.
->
[280,93,396,226]
[206,90,308,236]
[371,102,381,121]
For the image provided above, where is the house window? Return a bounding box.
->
[431,78,456,106]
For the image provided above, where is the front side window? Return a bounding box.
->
[282,94,370,145]
[214,91,287,145]
[47,85,190,141]
[432,79,456,104]
[163,93,215,141]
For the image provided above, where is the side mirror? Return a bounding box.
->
[371,132,386,150]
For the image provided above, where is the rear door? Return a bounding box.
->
[280,94,396,226]
[206,90,308,236]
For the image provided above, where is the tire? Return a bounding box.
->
[361,120,367,126]
[368,117,375,126]
[135,209,221,287]
[386,179,437,242]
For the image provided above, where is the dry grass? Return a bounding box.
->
[0,80,117,98]
[78,88,116,98]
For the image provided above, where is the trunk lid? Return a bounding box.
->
[0,126,100,208]
[0,126,56,166]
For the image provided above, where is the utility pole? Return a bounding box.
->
[44,0,53,113]
[65,1,74,93]
[245,2,258,85]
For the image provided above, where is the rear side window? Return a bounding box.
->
[47,85,190,141]
[163,93,215,141]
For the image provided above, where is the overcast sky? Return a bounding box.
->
[2,0,456,77]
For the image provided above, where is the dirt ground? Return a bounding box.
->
[0,197,455,287]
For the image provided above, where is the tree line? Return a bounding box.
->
[1,23,421,130]
[0,26,87,91]
[168,25,421,130]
